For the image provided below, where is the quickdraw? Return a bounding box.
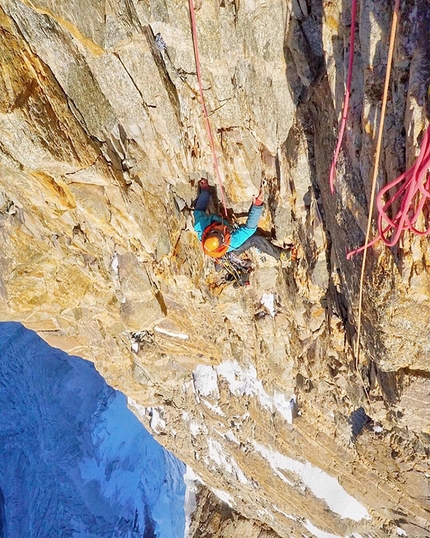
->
[215,253,253,288]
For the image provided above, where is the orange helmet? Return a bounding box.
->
[202,223,231,258]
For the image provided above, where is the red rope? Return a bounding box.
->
[347,125,430,258]
[329,0,358,193]
[188,0,228,218]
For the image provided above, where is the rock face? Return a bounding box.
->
[187,483,280,538]
[0,1,429,537]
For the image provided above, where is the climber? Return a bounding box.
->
[193,179,291,261]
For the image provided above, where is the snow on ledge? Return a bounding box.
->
[111,253,119,274]
[191,361,296,424]
[154,326,189,339]
[261,293,276,317]
[183,466,201,538]
[201,399,225,416]
[207,438,248,484]
[304,520,345,538]
[253,441,371,522]
[216,360,295,423]
[149,407,166,434]
[183,463,235,511]
[211,488,235,507]
[193,365,220,398]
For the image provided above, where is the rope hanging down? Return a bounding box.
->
[188,0,228,218]
[329,0,358,193]
[353,0,401,371]
[330,0,430,259]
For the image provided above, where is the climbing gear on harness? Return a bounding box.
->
[215,253,252,288]
[202,223,231,258]
[279,249,292,265]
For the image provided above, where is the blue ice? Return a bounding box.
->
[0,322,186,538]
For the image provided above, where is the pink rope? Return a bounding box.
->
[347,125,430,259]
[329,0,358,193]
[188,0,228,218]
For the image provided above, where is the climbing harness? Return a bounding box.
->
[329,0,358,193]
[188,0,229,218]
[215,253,253,288]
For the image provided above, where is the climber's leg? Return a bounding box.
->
[233,234,284,260]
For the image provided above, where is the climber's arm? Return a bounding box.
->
[229,198,264,250]
[193,180,222,240]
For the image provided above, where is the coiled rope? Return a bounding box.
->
[347,123,430,257]
[188,0,228,218]
[329,0,358,193]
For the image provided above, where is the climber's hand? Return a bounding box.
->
[254,187,264,205]
[290,246,298,261]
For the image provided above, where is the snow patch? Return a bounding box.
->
[149,407,166,434]
[261,293,276,317]
[253,442,371,522]
[273,392,296,424]
[396,528,408,537]
[214,428,240,446]
[272,504,297,521]
[304,520,344,538]
[184,466,203,484]
[193,365,220,398]
[154,326,189,339]
[183,411,208,437]
[216,360,295,423]
[201,399,225,416]
[183,466,199,538]
[211,488,234,507]
[189,421,201,437]
[182,380,194,395]
[207,438,248,484]
[216,360,271,407]
[126,397,147,419]
[224,430,240,444]
[256,507,275,521]
[111,253,119,273]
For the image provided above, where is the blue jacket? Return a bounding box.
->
[193,189,263,251]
